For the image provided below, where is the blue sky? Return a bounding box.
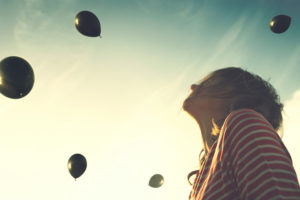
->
[0,0,300,199]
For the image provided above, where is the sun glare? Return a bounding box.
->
[75,18,79,25]
[67,162,72,170]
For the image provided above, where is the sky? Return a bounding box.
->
[0,0,300,199]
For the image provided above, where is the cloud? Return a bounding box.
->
[282,89,300,177]
[275,44,300,86]
[13,0,77,52]
[11,0,95,104]
[202,15,246,66]
[14,0,48,46]
[135,0,199,16]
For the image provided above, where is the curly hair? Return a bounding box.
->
[187,67,283,185]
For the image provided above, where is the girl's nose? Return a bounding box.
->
[191,84,197,91]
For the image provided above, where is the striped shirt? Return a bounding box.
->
[189,109,300,200]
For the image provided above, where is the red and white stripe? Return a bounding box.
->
[189,109,300,200]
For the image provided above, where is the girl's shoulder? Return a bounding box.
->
[219,108,278,149]
[222,108,272,132]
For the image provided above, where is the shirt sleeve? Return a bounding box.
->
[223,109,300,200]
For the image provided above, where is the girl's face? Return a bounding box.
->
[183,75,233,151]
[183,84,216,116]
[183,80,231,121]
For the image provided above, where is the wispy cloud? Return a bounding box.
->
[135,0,199,17]
[14,0,48,47]
[275,44,300,86]
[13,0,76,52]
[12,0,94,104]
[282,89,300,177]
[201,15,246,67]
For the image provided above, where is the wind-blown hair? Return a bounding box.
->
[187,67,283,185]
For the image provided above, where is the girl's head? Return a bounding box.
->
[184,67,283,185]
[183,67,283,135]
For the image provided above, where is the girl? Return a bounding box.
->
[183,67,300,200]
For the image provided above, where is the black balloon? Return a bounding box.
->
[149,174,164,188]
[0,56,34,99]
[75,11,101,37]
[68,154,87,180]
[270,15,291,34]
